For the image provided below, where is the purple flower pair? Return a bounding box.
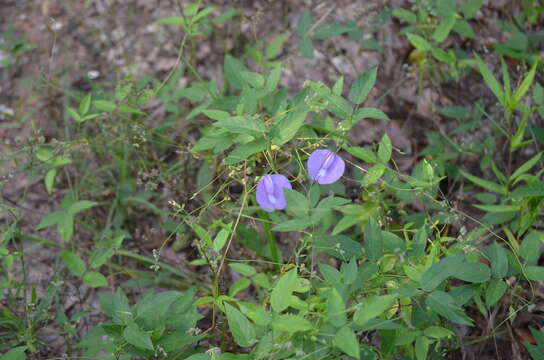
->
[256,149,345,212]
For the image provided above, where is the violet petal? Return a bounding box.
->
[307,149,345,185]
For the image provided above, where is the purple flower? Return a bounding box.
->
[256,174,292,212]
[307,149,345,184]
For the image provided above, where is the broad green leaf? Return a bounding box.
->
[83,271,108,287]
[364,218,383,261]
[123,325,154,350]
[158,16,186,26]
[240,71,265,88]
[66,107,81,122]
[327,288,347,327]
[362,163,385,186]
[36,210,64,229]
[392,9,417,23]
[314,23,354,39]
[426,291,473,326]
[89,248,114,269]
[474,53,504,105]
[297,10,312,36]
[488,242,508,278]
[299,36,314,59]
[229,278,251,297]
[224,55,248,90]
[432,13,457,43]
[35,149,54,162]
[460,170,507,195]
[272,105,310,145]
[212,228,230,252]
[203,109,230,120]
[348,67,377,105]
[461,0,484,19]
[79,93,92,115]
[420,255,464,291]
[215,116,265,137]
[61,250,86,276]
[225,303,257,347]
[345,146,377,163]
[45,169,56,194]
[284,188,310,217]
[334,326,360,359]
[272,314,313,333]
[270,268,298,312]
[520,231,542,263]
[352,107,389,121]
[525,266,544,281]
[266,33,289,60]
[377,134,392,163]
[415,336,431,360]
[453,20,476,38]
[2,346,27,360]
[68,200,98,216]
[58,215,74,242]
[406,33,431,51]
[265,65,282,92]
[229,263,257,277]
[353,293,397,326]
[424,326,454,339]
[452,262,491,283]
[93,100,116,112]
[324,93,353,118]
[272,219,310,232]
[485,279,507,307]
[223,139,267,165]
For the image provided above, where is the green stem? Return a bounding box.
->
[260,211,281,270]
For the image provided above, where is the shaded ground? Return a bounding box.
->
[1,0,543,358]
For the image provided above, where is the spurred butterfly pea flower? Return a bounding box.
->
[256,174,292,212]
[307,149,345,184]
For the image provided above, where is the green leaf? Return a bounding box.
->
[297,10,312,36]
[2,346,27,360]
[485,279,507,307]
[334,326,360,359]
[473,204,520,213]
[424,326,454,339]
[212,228,230,252]
[460,170,507,195]
[68,200,97,216]
[223,139,268,165]
[66,107,81,122]
[215,116,265,137]
[488,242,508,278]
[352,107,389,121]
[272,314,313,333]
[299,36,314,59]
[420,255,464,291]
[327,288,347,327]
[62,250,86,276]
[406,33,431,51]
[79,93,92,115]
[432,13,457,43]
[514,58,539,104]
[272,219,310,232]
[511,152,542,181]
[284,189,310,217]
[272,106,310,145]
[314,23,354,39]
[474,53,504,105]
[58,215,74,242]
[266,32,289,60]
[270,268,298,312]
[415,336,431,360]
[392,9,417,23]
[453,20,476,38]
[520,231,542,263]
[93,100,116,112]
[240,71,265,88]
[44,169,56,194]
[123,324,154,350]
[229,263,257,277]
[158,16,186,26]
[83,271,108,288]
[362,164,385,187]
[377,134,392,163]
[461,0,484,19]
[36,210,65,230]
[324,93,353,118]
[345,146,377,163]
[426,291,473,326]
[353,293,397,326]
[203,109,230,120]
[89,248,115,269]
[229,278,251,297]
[452,262,491,283]
[364,218,383,261]
[225,303,256,347]
[348,67,377,105]
[224,55,248,90]
[525,266,544,281]
[265,65,282,92]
